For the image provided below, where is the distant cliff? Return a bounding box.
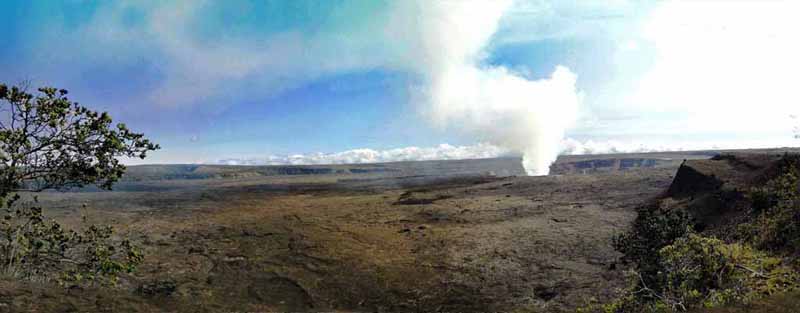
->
[549,151,720,175]
[121,157,526,181]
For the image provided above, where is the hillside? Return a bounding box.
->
[593,151,800,312]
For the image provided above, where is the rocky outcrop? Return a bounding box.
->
[667,161,726,197]
[661,152,790,233]
[667,153,784,198]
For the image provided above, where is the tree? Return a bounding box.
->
[0,83,159,196]
[0,82,159,284]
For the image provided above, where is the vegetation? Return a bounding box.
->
[584,156,800,312]
[0,83,158,286]
[612,204,694,292]
[583,233,798,312]
[739,156,800,254]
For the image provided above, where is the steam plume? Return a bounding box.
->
[389,0,581,175]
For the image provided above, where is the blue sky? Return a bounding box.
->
[2,1,799,169]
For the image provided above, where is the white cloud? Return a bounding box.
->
[38,0,588,175]
[215,143,511,166]
[387,0,582,175]
[598,1,800,137]
[561,137,798,156]
[650,3,796,118]
[57,1,393,108]
[492,0,649,44]
[214,136,800,167]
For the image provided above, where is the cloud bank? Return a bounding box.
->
[215,143,511,166]
[561,138,796,156]
[214,137,800,167]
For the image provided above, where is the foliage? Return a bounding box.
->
[613,204,694,290]
[0,82,157,286]
[739,160,800,254]
[580,203,694,313]
[0,83,159,196]
[59,223,145,287]
[656,233,797,310]
[592,156,800,312]
[583,233,798,313]
[0,195,70,279]
[0,197,144,286]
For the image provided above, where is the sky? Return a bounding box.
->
[2,1,799,174]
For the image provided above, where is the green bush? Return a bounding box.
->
[0,196,144,286]
[613,204,694,291]
[658,233,797,310]
[584,233,798,313]
[595,157,800,312]
[582,203,694,313]
[740,162,800,253]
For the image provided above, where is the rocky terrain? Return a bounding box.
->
[2,150,796,312]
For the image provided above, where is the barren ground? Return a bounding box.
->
[2,154,694,312]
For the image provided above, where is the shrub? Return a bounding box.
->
[599,157,800,312]
[582,204,695,313]
[0,196,144,286]
[657,233,797,310]
[586,233,799,313]
[740,162,800,254]
[613,204,694,290]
